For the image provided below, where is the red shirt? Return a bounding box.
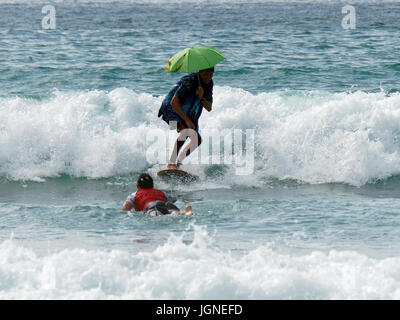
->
[134,188,168,211]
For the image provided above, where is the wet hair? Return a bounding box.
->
[137,173,154,189]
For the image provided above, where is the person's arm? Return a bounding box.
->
[121,201,134,211]
[170,95,195,130]
[121,193,136,211]
[201,98,212,112]
[196,86,212,112]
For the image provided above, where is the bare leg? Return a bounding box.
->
[171,205,193,216]
[168,131,188,168]
[176,130,202,164]
[177,137,199,163]
[148,210,158,216]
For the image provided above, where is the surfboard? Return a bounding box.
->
[157,168,199,183]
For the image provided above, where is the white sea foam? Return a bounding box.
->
[1,224,400,299]
[1,87,400,185]
[0,89,160,180]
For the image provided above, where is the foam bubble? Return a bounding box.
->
[0,89,160,180]
[1,225,400,299]
[252,90,400,186]
[1,87,400,185]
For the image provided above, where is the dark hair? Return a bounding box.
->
[137,173,154,189]
[201,67,214,72]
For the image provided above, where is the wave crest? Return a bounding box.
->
[1,87,400,186]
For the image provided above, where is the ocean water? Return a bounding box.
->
[1,0,400,299]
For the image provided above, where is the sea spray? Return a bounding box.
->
[1,224,400,299]
[1,87,400,186]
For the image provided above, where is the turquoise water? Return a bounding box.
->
[1,1,400,299]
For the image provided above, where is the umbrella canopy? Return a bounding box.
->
[165,46,225,73]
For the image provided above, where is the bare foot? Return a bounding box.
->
[167,163,178,170]
[170,206,193,216]
[184,205,193,216]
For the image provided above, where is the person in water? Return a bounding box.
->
[158,67,214,169]
[121,173,193,216]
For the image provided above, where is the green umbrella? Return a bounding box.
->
[165,46,225,73]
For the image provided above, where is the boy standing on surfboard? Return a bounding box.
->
[158,67,214,170]
[121,173,193,216]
